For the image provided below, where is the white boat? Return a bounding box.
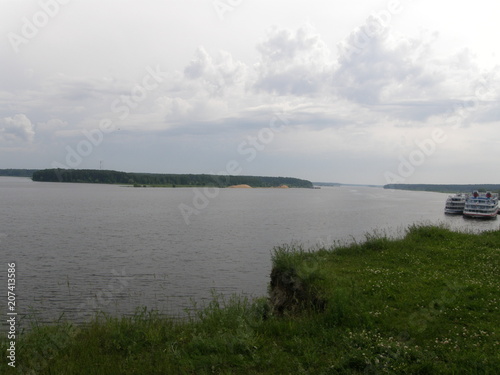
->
[444,193,467,214]
[462,191,499,219]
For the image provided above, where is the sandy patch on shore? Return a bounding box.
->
[228,184,252,188]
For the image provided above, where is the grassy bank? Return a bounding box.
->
[2,225,499,374]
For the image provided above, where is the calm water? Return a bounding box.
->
[1,177,498,324]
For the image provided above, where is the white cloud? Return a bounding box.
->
[0,114,35,143]
[33,118,68,141]
[335,18,436,105]
[254,25,333,95]
[156,96,193,119]
[184,47,248,96]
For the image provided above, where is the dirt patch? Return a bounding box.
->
[269,268,325,315]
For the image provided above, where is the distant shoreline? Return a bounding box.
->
[28,168,314,189]
[384,183,500,193]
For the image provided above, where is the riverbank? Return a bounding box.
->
[2,225,498,374]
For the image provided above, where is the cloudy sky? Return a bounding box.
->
[1,0,500,184]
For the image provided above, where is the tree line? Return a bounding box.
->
[384,183,500,193]
[0,169,38,177]
[31,169,313,188]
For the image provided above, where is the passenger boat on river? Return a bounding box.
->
[462,191,499,219]
[444,193,468,214]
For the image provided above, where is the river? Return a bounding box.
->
[0,177,497,324]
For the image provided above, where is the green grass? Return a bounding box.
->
[2,225,499,374]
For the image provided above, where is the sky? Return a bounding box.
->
[1,0,500,185]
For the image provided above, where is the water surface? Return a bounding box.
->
[0,177,497,324]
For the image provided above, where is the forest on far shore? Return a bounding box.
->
[31,169,314,188]
[384,183,500,193]
[0,169,38,177]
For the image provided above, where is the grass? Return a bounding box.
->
[1,224,499,374]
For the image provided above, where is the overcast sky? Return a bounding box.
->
[1,0,499,184]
